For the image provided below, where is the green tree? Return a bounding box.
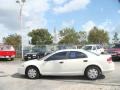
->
[79,31,87,45]
[28,28,53,45]
[3,34,21,49]
[59,27,76,37]
[88,27,109,44]
[59,27,87,45]
[112,32,119,44]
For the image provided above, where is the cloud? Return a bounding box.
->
[118,10,120,14]
[98,19,113,31]
[0,0,50,45]
[0,24,19,42]
[23,0,49,16]
[82,20,114,32]
[53,0,68,5]
[0,0,49,30]
[0,0,19,30]
[53,0,90,14]
[62,19,75,28]
[82,20,116,43]
[22,0,49,28]
[82,20,95,33]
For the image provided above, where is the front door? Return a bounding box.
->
[41,51,68,75]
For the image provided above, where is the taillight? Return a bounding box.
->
[107,57,112,63]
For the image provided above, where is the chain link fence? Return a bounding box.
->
[15,44,82,58]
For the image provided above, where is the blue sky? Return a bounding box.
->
[0,0,120,44]
[46,0,120,32]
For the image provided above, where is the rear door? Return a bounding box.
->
[59,51,88,75]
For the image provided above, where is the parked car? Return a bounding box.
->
[0,45,16,60]
[82,44,105,54]
[24,49,51,61]
[106,44,120,60]
[18,49,114,80]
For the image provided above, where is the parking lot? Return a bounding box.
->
[0,59,120,90]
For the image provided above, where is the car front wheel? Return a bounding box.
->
[85,66,100,80]
[26,66,40,79]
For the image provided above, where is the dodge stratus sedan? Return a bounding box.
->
[18,49,114,80]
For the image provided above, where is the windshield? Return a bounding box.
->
[82,46,92,50]
[113,44,120,48]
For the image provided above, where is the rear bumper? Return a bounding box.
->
[102,63,115,74]
[0,55,15,59]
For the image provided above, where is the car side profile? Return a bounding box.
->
[18,49,114,80]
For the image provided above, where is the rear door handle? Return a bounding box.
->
[59,61,64,64]
[83,60,88,62]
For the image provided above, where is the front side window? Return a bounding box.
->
[46,51,68,61]
[68,51,87,59]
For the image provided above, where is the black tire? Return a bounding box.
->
[101,52,104,54]
[8,58,14,61]
[24,58,28,61]
[11,58,14,61]
[37,56,40,59]
[25,66,40,79]
[85,66,100,80]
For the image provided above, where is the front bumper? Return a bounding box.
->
[18,67,26,75]
[24,56,37,60]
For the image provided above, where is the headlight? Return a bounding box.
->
[33,54,36,56]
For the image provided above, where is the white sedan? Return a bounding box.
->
[18,49,114,80]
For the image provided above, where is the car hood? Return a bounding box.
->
[26,52,38,55]
[23,59,40,66]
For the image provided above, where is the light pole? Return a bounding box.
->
[16,0,26,59]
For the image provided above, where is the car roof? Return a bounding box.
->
[54,49,99,56]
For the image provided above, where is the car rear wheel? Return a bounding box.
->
[85,66,100,80]
[26,66,40,79]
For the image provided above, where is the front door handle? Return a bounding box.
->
[83,60,88,62]
[59,61,64,64]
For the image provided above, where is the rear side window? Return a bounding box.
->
[68,51,87,59]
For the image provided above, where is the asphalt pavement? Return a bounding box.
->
[0,59,120,90]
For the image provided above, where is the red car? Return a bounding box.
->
[107,44,120,60]
[0,45,16,60]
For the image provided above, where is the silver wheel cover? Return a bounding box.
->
[28,68,37,78]
[88,68,98,79]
